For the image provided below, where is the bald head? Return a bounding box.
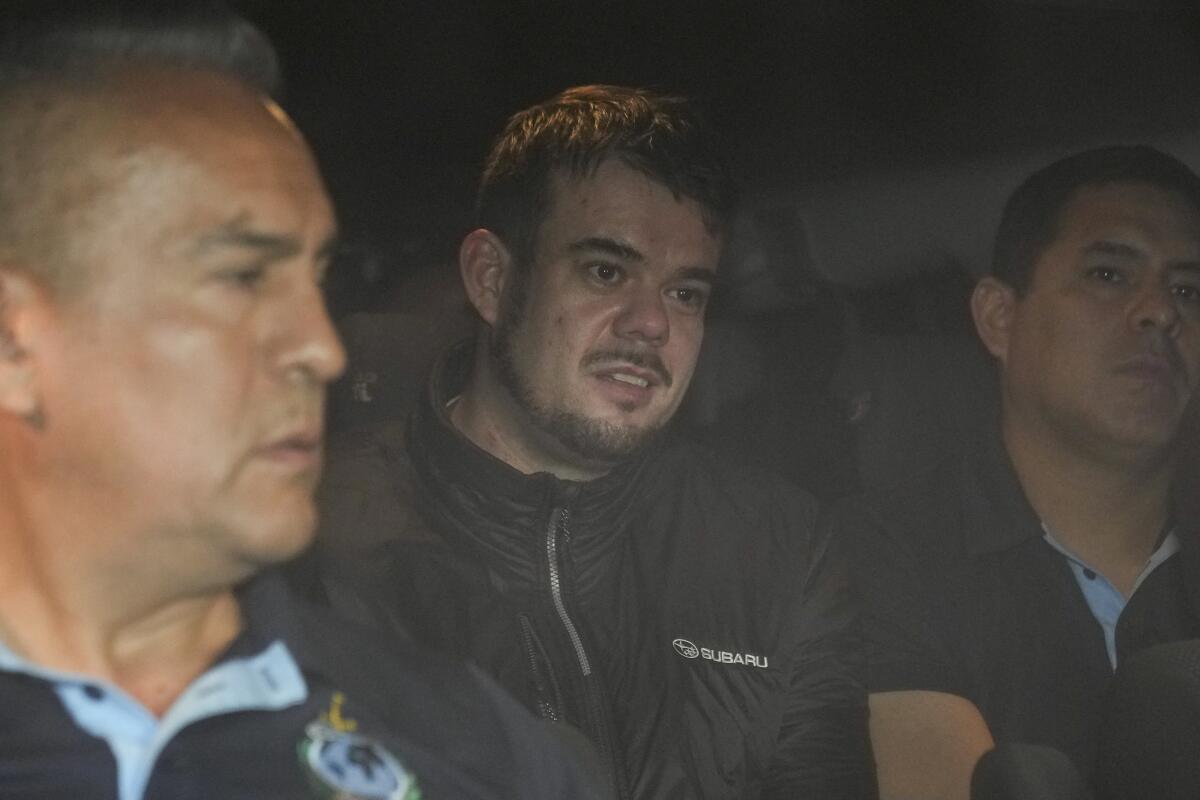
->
[0,4,285,294]
[0,68,322,297]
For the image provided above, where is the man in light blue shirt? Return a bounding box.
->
[0,5,600,799]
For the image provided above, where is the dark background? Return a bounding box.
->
[219,1,1200,498]
[231,0,1200,310]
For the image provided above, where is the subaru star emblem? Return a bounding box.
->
[672,638,699,658]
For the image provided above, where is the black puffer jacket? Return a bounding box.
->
[313,344,873,800]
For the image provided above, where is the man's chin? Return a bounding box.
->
[542,410,662,464]
[227,511,318,570]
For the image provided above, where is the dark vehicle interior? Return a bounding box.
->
[238,19,1200,794]
[237,0,1200,504]
[5,4,1200,797]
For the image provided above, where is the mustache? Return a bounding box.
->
[583,350,673,388]
[1142,330,1185,373]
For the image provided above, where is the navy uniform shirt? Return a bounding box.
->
[0,571,601,800]
[840,421,1200,778]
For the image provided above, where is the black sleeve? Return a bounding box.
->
[302,422,429,634]
[837,496,962,697]
[764,502,877,800]
[314,422,418,562]
[296,593,610,800]
[469,663,614,800]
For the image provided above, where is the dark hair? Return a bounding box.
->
[0,1,281,97]
[477,84,735,268]
[992,145,1200,294]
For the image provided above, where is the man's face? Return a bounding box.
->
[25,71,344,580]
[490,159,721,470]
[993,182,1200,463]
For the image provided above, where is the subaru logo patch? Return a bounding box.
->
[672,638,700,658]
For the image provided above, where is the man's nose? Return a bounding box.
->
[613,285,669,346]
[277,280,347,386]
[1131,281,1182,338]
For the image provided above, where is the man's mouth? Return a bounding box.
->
[608,372,650,388]
[584,351,672,388]
[1118,348,1180,380]
[1114,351,1188,400]
[256,426,324,468]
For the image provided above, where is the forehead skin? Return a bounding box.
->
[0,66,330,294]
[1031,181,1200,286]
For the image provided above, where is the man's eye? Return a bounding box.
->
[1085,266,1124,284]
[587,263,622,284]
[669,286,709,311]
[1171,282,1200,304]
[224,266,266,288]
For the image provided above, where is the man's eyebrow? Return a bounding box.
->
[567,238,716,282]
[1082,240,1143,259]
[568,236,644,261]
[1083,240,1200,273]
[192,217,302,260]
[675,266,716,285]
[1169,262,1200,276]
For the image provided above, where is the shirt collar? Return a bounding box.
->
[409,339,657,542]
[0,572,310,800]
[961,416,1046,558]
[234,569,338,680]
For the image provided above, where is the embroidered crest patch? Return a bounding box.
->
[298,692,422,800]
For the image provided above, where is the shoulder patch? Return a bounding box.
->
[298,692,422,800]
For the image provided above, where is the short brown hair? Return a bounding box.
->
[477,84,735,270]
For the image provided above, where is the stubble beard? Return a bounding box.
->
[490,285,662,465]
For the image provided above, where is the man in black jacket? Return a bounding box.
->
[315,85,873,798]
[0,7,599,798]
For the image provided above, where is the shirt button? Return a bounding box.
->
[83,685,105,701]
[1083,568,1097,580]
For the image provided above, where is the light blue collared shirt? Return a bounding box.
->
[1042,525,1180,670]
[0,637,307,800]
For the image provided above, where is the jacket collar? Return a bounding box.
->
[406,340,654,556]
[961,416,1046,558]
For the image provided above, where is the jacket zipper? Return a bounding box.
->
[544,507,592,675]
[518,613,564,721]
[544,506,632,800]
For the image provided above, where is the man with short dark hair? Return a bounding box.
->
[314,85,873,798]
[0,6,601,798]
[844,145,1200,800]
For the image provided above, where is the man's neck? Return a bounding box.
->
[447,369,614,482]
[1002,414,1174,595]
[0,520,242,716]
[0,586,241,717]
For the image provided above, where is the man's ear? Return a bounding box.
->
[0,269,42,420]
[971,276,1017,364]
[458,229,513,327]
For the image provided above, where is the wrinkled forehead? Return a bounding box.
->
[14,67,332,288]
